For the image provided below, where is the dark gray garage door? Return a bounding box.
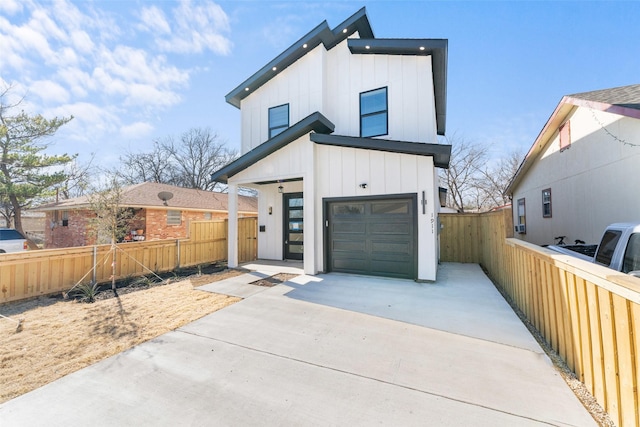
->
[326,195,416,279]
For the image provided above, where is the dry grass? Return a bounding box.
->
[0,270,242,403]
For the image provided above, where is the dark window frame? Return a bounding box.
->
[517,198,526,225]
[360,87,388,138]
[268,103,289,139]
[542,188,552,218]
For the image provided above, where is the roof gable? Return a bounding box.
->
[225,8,447,135]
[506,83,640,195]
[225,7,373,108]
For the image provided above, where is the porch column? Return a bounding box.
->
[227,183,238,268]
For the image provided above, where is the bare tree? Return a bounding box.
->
[163,128,237,191]
[117,128,237,192]
[477,150,523,209]
[87,175,136,296]
[439,135,487,212]
[58,154,96,200]
[118,142,177,185]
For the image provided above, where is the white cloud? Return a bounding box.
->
[120,121,155,140]
[139,6,171,35]
[0,0,24,15]
[30,80,70,104]
[150,0,232,55]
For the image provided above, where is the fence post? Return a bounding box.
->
[176,239,181,269]
[92,246,97,283]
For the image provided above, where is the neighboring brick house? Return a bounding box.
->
[35,182,257,249]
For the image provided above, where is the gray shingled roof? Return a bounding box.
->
[35,182,258,213]
[570,83,640,110]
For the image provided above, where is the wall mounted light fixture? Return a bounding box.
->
[278,185,284,193]
[359,183,367,189]
[268,206,273,215]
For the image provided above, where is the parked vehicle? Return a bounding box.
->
[0,228,30,253]
[547,223,640,276]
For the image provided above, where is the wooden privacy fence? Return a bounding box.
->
[0,218,257,304]
[440,210,640,427]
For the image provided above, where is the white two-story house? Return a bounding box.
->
[211,8,450,281]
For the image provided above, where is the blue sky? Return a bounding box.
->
[1,0,639,168]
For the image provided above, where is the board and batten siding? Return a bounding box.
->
[513,108,640,246]
[315,144,439,281]
[325,38,437,143]
[240,46,325,153]
[239,36,439,155]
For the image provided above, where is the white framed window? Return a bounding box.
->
[515,198,526,234]
[268,104,289,138]
[542,189,552,218]
[360,87,388,137]
[62,210,69,227]
[167,210,182,225]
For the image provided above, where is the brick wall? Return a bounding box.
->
[43,208,252,248]
[45,210,97,248]
[143,209,227,240]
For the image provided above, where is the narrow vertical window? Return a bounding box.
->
[62,210,69,227]
[360,87,388,137]
[269,104,289,138]
[516,198,526,233]
[559,121,571,151]
[542,189,552,218]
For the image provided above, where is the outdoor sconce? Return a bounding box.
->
[359,183,367,189]
[278,185,283,193]
[268,206,273,215]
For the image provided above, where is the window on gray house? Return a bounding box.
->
[560,121,571,151]
[269,104,289,138]
[167,210,182,225]
[360,87,388,137]
[542,189,552,218]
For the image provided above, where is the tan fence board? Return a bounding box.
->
[441,209,640,425]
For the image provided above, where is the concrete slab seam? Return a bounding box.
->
[175,328,560,426]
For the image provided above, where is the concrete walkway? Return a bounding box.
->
[0,262,596,426]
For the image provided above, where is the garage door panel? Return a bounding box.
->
[368,222,411,235]
[332,239,366,252]
[370,240,411,255]
[327,196,416,280]
[332,222,366,234]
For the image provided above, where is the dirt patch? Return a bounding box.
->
[249,273,299,287]
[0,268,243,403]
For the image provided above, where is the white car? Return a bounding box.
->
[0,228,29,253]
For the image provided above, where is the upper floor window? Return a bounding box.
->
[269,104,289,138]
[542,188,552,218]
[360,87,388,138]
[559,121,571,151]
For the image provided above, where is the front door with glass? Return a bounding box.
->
[284,193,303,260]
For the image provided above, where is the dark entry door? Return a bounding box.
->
[284,193,303,260]
[326,195,416,279]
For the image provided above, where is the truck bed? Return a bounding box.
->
[547,244,597,261]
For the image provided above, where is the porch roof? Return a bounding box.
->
[210,112,335,184]
[310,133,452,169]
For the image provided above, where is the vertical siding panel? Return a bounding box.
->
[598,288,620,425]
[566,273,582,376]
[586,281,606,407]
[612,295,636,427]
[631,302,640,427]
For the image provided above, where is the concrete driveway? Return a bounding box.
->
[0,262,596,426]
